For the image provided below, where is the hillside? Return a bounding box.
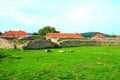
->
[81,32,110,38]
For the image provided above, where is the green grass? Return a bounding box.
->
[0,46,120,80]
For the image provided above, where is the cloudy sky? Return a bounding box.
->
[0,0,120,34]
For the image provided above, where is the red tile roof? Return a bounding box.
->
[117,36,120,39]
[45,33,84,38]
[92,34,106,39]
[0,30,28,38]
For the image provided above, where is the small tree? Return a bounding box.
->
[38,26,59,35]
[109,35,117,38]
[109,33,117,38]
[0,31,2,35]
[32,32,38,35]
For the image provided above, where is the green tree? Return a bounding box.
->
[109,35,117,38]
[38,26,59,35]
[0,31,2,35]
[109,33,117,38]
[32,32,38,35]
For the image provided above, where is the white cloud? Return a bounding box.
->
[0,0,120,34]
[22,0,30,3]
[0,0,62,26]
[65,1,120,27]
[66,3,103,23]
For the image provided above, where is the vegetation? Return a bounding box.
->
[109,34,117,38]
[32,32,38,35]
[0,31,2,35]
[38,26,59,35]
[9,39,29,44]
[81,32,110,38]
[0,46,120,80]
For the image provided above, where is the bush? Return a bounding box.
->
[9,39,29,44]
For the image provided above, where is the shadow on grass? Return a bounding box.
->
[0,54,22,61]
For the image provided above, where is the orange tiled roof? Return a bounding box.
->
[0,30,28,38]
[92,34,106,39]
[45,33,84,38]
[117,36,120,39]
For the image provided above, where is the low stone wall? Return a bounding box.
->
[0,38,14,49]
[0,37,55,49]
[58,40,120,47]
[1,38,120,49]
[23,40,55,49]
[15,43,27,49]
[19,35,45,40]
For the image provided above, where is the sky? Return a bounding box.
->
[0,0,120,34]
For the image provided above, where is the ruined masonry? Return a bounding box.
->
[0,38,14,49]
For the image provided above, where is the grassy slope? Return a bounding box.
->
[0,46,120,80]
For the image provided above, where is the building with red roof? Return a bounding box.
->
[0,30,28,38]
[92,34,106,39]
[45,33,84,42]
[117,36,120,39]
[46,33,84,38]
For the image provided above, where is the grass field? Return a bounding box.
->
[0,46,120,80]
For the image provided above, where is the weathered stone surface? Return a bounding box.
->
[45,49,51,53]
[58,50,64,53]
[23,40,55,49]
[1,37,120,49]
[19,35,45,40]
[15,43,28,49]
[58,40,120,47]
[68,49,74,53]
[0,38,14,49]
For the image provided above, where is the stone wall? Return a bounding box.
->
[0,36,55,49]
[19,35,45,40]
[58,40,120,47]
[15,43,28,49]
[0,38,14,49]
[1,37,120,49]
[23,40,55,49]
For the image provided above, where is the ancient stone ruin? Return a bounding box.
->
[0,38,14,49]
[23,40,55,49]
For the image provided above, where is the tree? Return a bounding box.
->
[0,31,2,35]
[109,33,117,38]
[38,26,59,35]
[32,32,38,35]
[109,34,117,38]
